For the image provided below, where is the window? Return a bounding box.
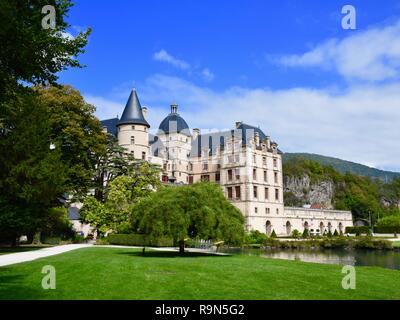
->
[274,172,278,184]
[235,168,240,180]
[131,125,135,130]
[253,155,256,164]
[273,158,278,168]
[264,171,267,182]
[255,207,258,214]
[262,157,267,166]
[142,152,146,160]
[227,187,233,199]
[266,208,270,214]
[253,186,258,199]
[203,162,208,170]
[215,172,221,182]
[265,188,269,200]
[235,186,241,200]
[275,189,279,201]
[228,169,233,181]
[201,175,210,182]
[253,169,257,180]
[130,136,135,145]
[276,208,279,214]
[189,175,194,184]
[163,163,167,170]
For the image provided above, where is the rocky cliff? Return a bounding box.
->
[284,175,335,209]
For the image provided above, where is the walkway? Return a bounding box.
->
[0,244,228,267]
[0,244,92,267]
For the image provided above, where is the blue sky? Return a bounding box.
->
[59,0,400,172]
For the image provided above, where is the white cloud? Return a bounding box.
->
[201,68,215,82]
[278,21,400,82]
[88,74,400,172]
[84,95,123,120]
[153,49,190,70]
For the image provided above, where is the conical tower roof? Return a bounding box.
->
[117,89,150,127]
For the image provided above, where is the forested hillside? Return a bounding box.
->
[283,153,400,182]
[283,158,400,223]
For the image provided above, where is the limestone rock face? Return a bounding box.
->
[284,175,334,209]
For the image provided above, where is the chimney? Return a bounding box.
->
[255,131,260,147]
[266,136,271,149]
[192,128,200,140]
[142,106,148,119]
[235,121,242,129]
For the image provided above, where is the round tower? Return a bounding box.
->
[117,89,150,160]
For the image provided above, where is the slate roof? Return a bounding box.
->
[118,89,150,127]
[100,117,119,136]
[158,113,191,136]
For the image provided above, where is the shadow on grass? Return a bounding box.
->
[117,250,231,258]
[0,271,44,300]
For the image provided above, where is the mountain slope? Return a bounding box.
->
[283,153,400,182]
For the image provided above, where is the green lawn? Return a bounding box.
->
[0,245,51,256]
[0,247,399,300]
[393,241,400,248]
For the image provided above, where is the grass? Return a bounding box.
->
[0,247,399,300]
[0,245,52,256]
[393,241,400,248]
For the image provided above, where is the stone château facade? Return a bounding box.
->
[101,89,353,236]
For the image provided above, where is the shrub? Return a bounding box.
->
[41,237,61,245]
[327,230,333,238]
[291,229,301,239]
[374,226,400,234]
[72,234,86,244]
[244,230,267,244]
[302,228,309,239]
[345,226,371,235]
[270,230,277,238]
[333,229,339,237]
[107,234,173,247]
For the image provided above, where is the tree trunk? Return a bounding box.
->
[179,240,185,254]
[32,231,42,245]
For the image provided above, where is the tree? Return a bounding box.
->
[302,228,309,239]
[34,85,107,198]
[0,85,106,244]
[377,215,400,227]
[270,230,277,239]
[0,0,90,97]
[80,162,161,236]
[131,182,245,254]
[0,92,69,244]
[291,229,301,239]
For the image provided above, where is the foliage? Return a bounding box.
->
[333,229,339,237]
[374,226,400,234]
[80,162,161,236]
[244,230,267,244]
[345,226,371,235]
[283,157,400,222]
[131,182,246,251]
[107,234,173,247]
[283,153,400,181]
[376,215,400,227]
[291,229,301,239]
[302,228,309,239]
[34,85,107,198]
[0,0,90,92]
[270,230,277,238]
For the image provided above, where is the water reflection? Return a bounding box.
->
[221,248,400,270]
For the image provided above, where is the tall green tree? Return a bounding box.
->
[131,182,245,253]
[80,162,161,236]
[0,0,90,100]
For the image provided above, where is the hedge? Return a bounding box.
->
[107,234,173,247]
[345,226,371,235]
[373,226,400,234]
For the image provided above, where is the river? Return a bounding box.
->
[221,247,400,270]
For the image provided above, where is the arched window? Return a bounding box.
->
[286,221,292,236]
[320,222,325,235]
[266,221,272,236]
